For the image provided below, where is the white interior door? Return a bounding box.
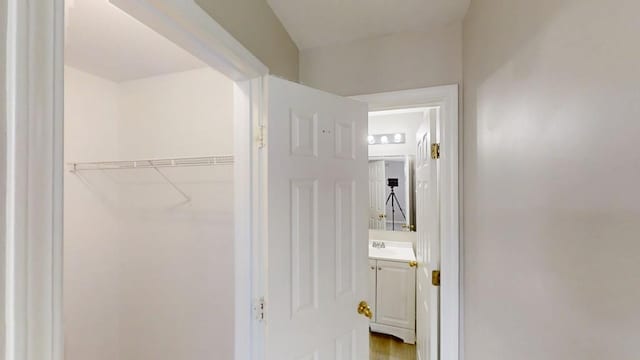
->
[265,76,369,360]
[368,160,386,230]
[415,108,440,360]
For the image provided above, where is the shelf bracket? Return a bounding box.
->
[152,166,191,202]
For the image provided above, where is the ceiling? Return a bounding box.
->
[266,0,471,49]
[65,0,205,82]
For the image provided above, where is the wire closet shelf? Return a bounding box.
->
[68,155,234,172]
[67,155,234,202]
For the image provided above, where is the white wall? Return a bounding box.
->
[300,21,462,96]
[195,0,299,81]
[64,66,122,360]
[64,67,235,360]
[0,0,7,351]
[463,0,640,358]
[116,67,234,360]
[117,68,233,158]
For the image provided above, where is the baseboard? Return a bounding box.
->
[370,323,416,344]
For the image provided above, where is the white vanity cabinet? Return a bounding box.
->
[368,241,416,344]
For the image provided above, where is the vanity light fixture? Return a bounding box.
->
[367,133,406,145]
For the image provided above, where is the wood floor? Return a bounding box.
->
[370,332,416,360]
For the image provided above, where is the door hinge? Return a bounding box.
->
[432,270,441,286]
[256,124,265,148]
[254,297,265,322]
[431,143,440,160]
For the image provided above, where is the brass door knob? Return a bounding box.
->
[357,301,373,319]
[409,261,417,268]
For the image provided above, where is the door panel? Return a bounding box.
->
[266,76,369,360]
[416,108,440,360]
[375,260,416,330]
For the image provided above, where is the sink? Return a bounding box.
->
[368,240,416,262]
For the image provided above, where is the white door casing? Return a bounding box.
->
[416,108,441,360]
[368,160,386,230]
[265,76,369,360]
[353,84,459,360]
[368,259,377,321]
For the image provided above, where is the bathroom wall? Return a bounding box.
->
[64,66,234,360]
[368,111,424,158]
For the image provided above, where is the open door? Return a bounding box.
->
[264,76,369,359]
[416,108,441,360]
[368,160,386,230]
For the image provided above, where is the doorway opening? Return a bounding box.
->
[367,107,432,360]
[63,0,237,358]
[356,85,460,360]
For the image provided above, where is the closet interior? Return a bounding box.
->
[64,0,235,359]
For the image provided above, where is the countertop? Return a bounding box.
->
[368,240,416,262]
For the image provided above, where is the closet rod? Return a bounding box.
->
[68,155,234,172]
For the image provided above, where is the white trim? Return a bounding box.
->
[110,0,268,81]
[370,324,416,345]
[234,76,267,360]
[53,2,65,359]
[4,0,65,359]
[4,1,267,359]
[353,85,460,360]
[369,107,433,117]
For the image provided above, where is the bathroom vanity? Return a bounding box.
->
[368,240,416,344]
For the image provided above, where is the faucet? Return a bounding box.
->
[372,241,385,249]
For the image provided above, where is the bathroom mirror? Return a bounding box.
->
[368,156,415,231]
[368,109,423,232]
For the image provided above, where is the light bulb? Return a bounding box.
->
[394,133,403,143]
[367,135,375,144]
[380,136,389,144]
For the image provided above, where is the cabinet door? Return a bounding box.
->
[375,260,416,330]
[369,259,377,322]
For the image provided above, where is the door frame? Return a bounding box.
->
[353,85,460,360]
[2,0,267,359]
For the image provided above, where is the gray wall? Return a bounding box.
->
[195,0,299,81]
[300,21,462,96]
[463,0,640,358]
